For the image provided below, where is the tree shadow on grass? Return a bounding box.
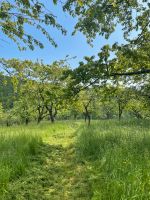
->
[5,142,93,200]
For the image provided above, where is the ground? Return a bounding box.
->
[1,120,150,200]
[2,121,92,200]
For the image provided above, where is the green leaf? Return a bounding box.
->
[77,0,83,6]
[53,0,57,5]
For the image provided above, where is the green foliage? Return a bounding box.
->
[0,0,66,50]
[53,0,58,5]
[67,43,150,94]
[0,58,149,124]
[12,98,35,124]
[0,58,70,124]
[0,74,14,110]
[64,0,150,46]
[0,0,149,52]
[127,98,150,119]
[0,102,4,119]
[100,100,117,119]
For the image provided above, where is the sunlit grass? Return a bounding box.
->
[76,119,150,199]
[1,119,150,199]
[0,121,89,199]
[0,125,42,197]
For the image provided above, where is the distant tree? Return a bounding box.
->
[31,62,69,123]
[12,93,35,125]
[100,98,117,119]
[0,102,4,121]
[126,95,150,119]
[114,86,133,120]
[69,99,83,120]
[0,74,14,110]
[76,89,99,125]
[0,58,70,123]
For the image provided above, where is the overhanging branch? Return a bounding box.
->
[110,69,150,76]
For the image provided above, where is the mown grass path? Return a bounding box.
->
[4,122,92,200]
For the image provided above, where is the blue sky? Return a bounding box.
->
[0,2,124,68]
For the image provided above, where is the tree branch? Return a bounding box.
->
[111,69,150,76]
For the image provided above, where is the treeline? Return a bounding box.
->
[0,59,149,126]
[0,0,149,127]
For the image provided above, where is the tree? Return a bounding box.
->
[0,74,14,110]
[69,99,83,120]
[115,87,131,120]
[64,0,150,46]
[0,102,4,121]
[76,89,99,125]
[12,85,36,125]
[0,0,66,50]
[126,88,150,119]
[31,61,69,123]
[99,87,117,119]
[0,58,70,124]
[65,41,150,99]
[62,0,150,93]
[127,99,148,119]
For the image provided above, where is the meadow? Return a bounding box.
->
[0,120,150,199]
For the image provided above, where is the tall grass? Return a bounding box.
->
[1,120,150,199]
[0,126,43,197]
[76,119,150,200]
[0,121,79,198]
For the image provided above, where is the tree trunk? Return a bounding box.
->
[6,121,10,127]
[74,113,77,120]
[37,105,45,124]
[87,114,91,126]
[84,106,91,126]
[37,116,42,124]
[25,118,29,125]
[49,113,55,123]
[47,106,57,123]
[84,113,87,122]
[119,111,122,121]
[118,102,123,121]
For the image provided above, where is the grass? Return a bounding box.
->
[0,124,43,198]
[0,119,150,199]
[76,119,150,199]
[0,121,92,199]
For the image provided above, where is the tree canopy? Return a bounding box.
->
[0,0,66,50]
[0,0,149,125]
[1,0,149,50]
[64,0,150,46]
